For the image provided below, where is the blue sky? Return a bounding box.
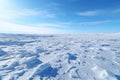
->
[0,0,120,34]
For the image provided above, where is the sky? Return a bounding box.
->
[0,0,120,34]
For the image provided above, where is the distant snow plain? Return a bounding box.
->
[0,34,120,80]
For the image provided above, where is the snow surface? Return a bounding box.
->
[0,34,120,80]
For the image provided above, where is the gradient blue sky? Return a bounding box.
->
[0,0,120,34]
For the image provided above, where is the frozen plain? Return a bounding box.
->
[0,34,120,80]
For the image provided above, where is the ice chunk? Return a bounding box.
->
[33,63,58,78]
[0,49,6,56]
[6,61,19,70]
[24,58,42,69]
[68,53,77,63]
[115,75,120,80]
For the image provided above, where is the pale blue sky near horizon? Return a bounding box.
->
[0,0,120,34]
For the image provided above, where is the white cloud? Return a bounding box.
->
[35,23,62,28]
[76,8,120,17]
[0,9,55,19]
[0,21,65,34]
[76,10,102,16]
[34,22,73,28]
[57,22,73,25]
[79,20,113,25]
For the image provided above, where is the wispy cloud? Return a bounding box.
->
[0,21,66,34]
[113,9,120,13]
[57,22,73,25]
[34,23,63,29]
[76,10,102,16]
[34,22,73,29]
[0,9,55,19]
[79,20,120,25]
[76,8,120,17]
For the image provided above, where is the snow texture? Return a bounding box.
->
[0,33,120,80]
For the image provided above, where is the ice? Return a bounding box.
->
[0,34,120,80]
[115,75,120,80]
[6,61,19,70]
[0,49,6,56]
[32,63,58,79]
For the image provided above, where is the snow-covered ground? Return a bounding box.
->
[0,34,120,80]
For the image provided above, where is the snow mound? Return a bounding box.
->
[0,34,120,80]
